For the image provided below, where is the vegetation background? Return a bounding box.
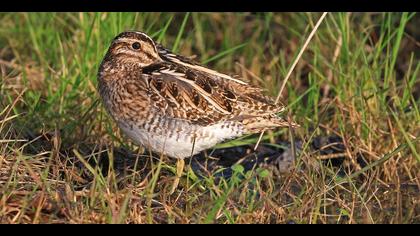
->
[0,12,419,223]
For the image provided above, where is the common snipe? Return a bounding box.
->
[98,31,298,189]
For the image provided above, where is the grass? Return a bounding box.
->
[0,12,419,223]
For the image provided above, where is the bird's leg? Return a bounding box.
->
[170,158,184,194]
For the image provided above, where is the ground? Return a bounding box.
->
[0,12,419,223]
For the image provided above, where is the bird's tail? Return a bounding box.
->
[242,114,299,134]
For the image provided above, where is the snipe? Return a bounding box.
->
[97,31,298,191]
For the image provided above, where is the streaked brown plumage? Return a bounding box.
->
[98,31,298,159]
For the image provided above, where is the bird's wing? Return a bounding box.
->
[141,61,285,127]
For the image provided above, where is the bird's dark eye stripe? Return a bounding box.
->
[132,42,141,50]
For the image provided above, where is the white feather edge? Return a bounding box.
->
[159,69,231,115]
[165,55,248,85]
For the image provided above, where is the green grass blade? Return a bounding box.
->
[172,12,190,52]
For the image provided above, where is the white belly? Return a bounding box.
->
[118,121,245,159]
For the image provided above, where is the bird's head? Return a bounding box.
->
[103,31,162,68]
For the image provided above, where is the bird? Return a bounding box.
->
[97,31,298,191]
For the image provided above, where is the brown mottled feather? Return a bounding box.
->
[98,31,297,158]
[140,60,286,126]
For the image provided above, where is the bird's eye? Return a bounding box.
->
[132,42,141,50]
